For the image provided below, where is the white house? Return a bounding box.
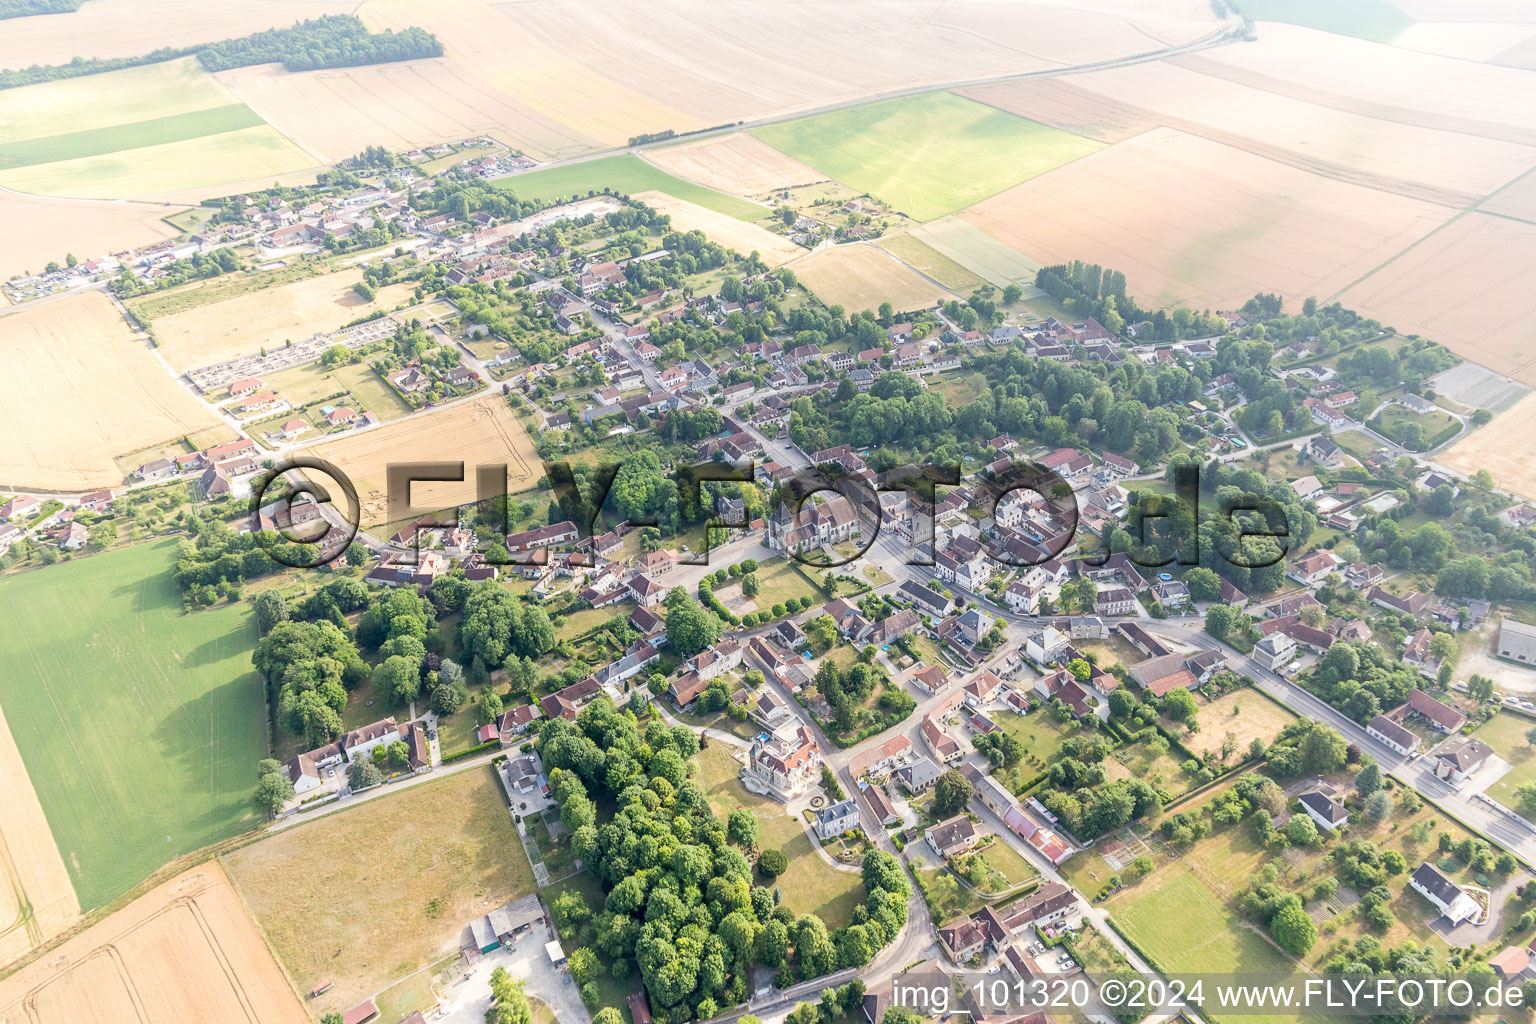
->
[1409,862,1480,924]
[814,799,862,840]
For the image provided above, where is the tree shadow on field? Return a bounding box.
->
[178,620,257,670]
[149,674,265,826]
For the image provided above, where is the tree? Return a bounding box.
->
[1354,763,1381,795]
[1362,790,1393,824]
[1271,901,1316,956]
[1184,567,1221,602]
[568,947,600,986]
[1284,814,1320,847]
[741,572,760,598]
[728,807,759,848]
[1161,687,1199,726]
[1299,725,1348,775]
[373,654,422,706]
[933,768,974,817]
[254,758,294,814]
[347,760,382,790]
[665,592,724,658]
[758,848,788,877]
[487,966,533,1024]
[1205,602,1236,639]
[253,591,290,634]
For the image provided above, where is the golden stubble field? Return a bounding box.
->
[0,292,224,491]
[302,392,538,525]
[0,192,184,282]
[1175,23,1536,147]
[0,0,356,68]
[148,270,415,373]
[215,0,1218,161]
[962,126,1455,310]
[792,242,954,313]
[223,766,535,1015]
[630,189,800,266]
[970,60,1536,204]
[0,864,308,1024]
[644,132,827,196]
[1441,391,1536,500]
[1340,213,1536,386]
[0,702,79,970]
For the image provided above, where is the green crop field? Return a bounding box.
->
[0,104,264,170]
[0,540,267,909]
[910,215,1044,288]
[1234,0,1412,42]
[498,154,764,220]
[752,91,1101,222]
[0,58,239,142]
[0,124,313,199]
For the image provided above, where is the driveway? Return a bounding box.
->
[436,920,590,1024]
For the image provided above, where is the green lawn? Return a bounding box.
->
[1371,403,1459,451]
[1475,712,1536,806]
[752,91,1101,221]
[1113,864,1306,1024]
[0,540,267,909]
[695,744,865,928]
[1234,0,1412,42]
[498,154,764,219]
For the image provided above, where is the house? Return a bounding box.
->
[956,608,993,646]
[899,580,954,618]
[1290,475,1324,501]
[1039,447,1093,479]
[507,521,579,551]
[863,784,900,827]
[1497,619,1536,664]
[1128,653,1199,697]
[742,723,822,801]
[1432,737,1492,786]
[895,755,941,793]
[1409,861,1480,924]
[1288,549,1341,586]
[911,663,951,696]
[1005,580,1040,615]
[1308,435,1344,468]
[1153,579,1191,610]
[1491,946,1536,982]
[496,704,543,737]
[1101,452,1139,476]
[815,799,862,840]
[1402,628,1441,678]
[1366,714,1420,756]
[848,734,914,779]
[1297,790,1349,831]
[55,522,88,551]
[938,916,989,964]
[1253,631,1297,671]
[0,495,40,521]
[922,717,962,764]
[1405,687,1466,734]
[1024,625,1069,665]
[1096,587,1136,616]
[539,678,602,721]
[927,814,979,858]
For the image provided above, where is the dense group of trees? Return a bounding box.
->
[0,0,81,17]
[253,619,368,745]
[537,699,907,1023]
[0,14,440,90]
[196,15,442,71]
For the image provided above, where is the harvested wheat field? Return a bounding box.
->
[1340,213,1536,386]
[303,393,537,525]
[631,190,798,266]
[336,0,1218,159]
[1175,23,1536,147]
[962,127,1454,310]
[223,766,535,1016]
[0,0,355,69]
[0,702,79,970]
[795,243,953,314]
[149,270,414,373]
[1481,169,1536,225]
[958,78,1160,143]
[0,292,223,491]
[0,191,183,281]
[645,132,828,196]
[1441,392,1536,500]
[217,58,602,165]
[0,864,307,1024]
[983,60,1536,204]
[1393,22,1536,63]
